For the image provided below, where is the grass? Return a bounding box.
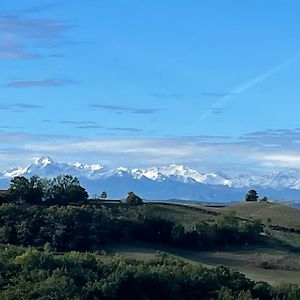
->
[105,243,300,286]
[132,201,300,247]
[103,201,300,286]
[214,201,300,229]
[136,203,221,228]
[270,230,300,248]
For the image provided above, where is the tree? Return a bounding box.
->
[245,190,258,202]
[47,175,88,204]
[217,210,239,230]
[126,192,143,206]
[0,189,9,204]
[260,196,268,202]
[8,176,47,204]
[100,191,108,200]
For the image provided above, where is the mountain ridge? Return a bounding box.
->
[1,156,300,203]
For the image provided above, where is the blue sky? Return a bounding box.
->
[1,0,300,172]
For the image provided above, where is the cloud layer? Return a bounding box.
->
[2,127,300,171]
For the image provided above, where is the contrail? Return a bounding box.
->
[192,52,300,125]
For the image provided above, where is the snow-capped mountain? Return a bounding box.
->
[1,157,233,186]
[1,156,300,203]
[3,156,106,178]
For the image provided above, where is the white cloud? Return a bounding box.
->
[2,127,300,172]
[257,154,300,168]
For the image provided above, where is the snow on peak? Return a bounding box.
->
[129,164,232,186]
[34,156,54,166]
[73,162,84,168]
[4,157,300,192]
[116,167,129,174]
[4,166,29,178]
[73,162,103,171]
[88,164,103,171]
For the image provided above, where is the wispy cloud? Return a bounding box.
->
[77,125,143,132]
[239,128,300,149]
[59,120,96,125]
[4,78,77,88]
[0,131,35,143]
[89,104,162,114]
[210,108,223,114]
[16,4,57,15]
[42,119,145,133]
[0,130,78,144]
[0,125,23,129]
[150,93,182,99]
[0,8,72,60]
[0,103,43,111]
[192,52,300,125]
[0,43,42,59]
[200,92,235,97]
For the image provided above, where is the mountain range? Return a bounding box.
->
[1,156,300,204]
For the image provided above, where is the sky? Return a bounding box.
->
[1,0,300,173]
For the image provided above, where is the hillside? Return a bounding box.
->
[106,201,300,285]
[0,199,300,291]
[214,201,300,230]
[136,201,300,232]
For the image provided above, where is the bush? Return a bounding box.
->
[2,245,291,300]
[126,192,143,206]
[245,190,258,202]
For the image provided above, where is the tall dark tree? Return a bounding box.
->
[9,176,46,204]
[47,175,88,204]
[245,189,258,202]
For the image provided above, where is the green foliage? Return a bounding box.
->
[217,286,235,300]
[0,245,298,299]
[9,176,47,204]
[215,211,263,245]
[217,211,239,230]
[0,202,264,252]
[47,175,88,204]
[252,281,272,300]
[100,191,108,199]
[8,175,88,205]
[271,283,300,300]
[245,190,258,202]
[260,196,268,202]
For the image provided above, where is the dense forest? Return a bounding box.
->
[1,244,299,300]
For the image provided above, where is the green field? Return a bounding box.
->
[136,201,300,246]
[105,243,300,286]
[105,201,300,286]
[137,201,300,230]
[213,201,300,229]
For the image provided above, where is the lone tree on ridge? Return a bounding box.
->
[245,189,258,202]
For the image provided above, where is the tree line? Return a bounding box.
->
[3,175,89,205]
[1,175,143,206]
[0,203,263,252]
[0,244,299,300]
